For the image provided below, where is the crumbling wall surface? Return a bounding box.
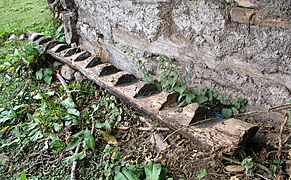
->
[62,0,291,109]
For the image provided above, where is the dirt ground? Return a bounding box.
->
[113,111,291,179]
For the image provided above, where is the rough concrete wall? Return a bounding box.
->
[61,0,291,109]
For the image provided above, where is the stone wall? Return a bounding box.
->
[58,0,291,110]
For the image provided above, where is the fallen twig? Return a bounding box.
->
[254,173,269,180]
[278,113,289,159]
[256,163,274,178]
[236,103,291,117]
[56,73,69,94]
[70,144,81,180]
[220,155,240,165]
[268,103,291,112]
[57,73,80,180]
[283,134,291,145]
[163,128,181,142]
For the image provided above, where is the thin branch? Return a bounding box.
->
[256,163,274,178]
[277,114,289,159]
[163,128,181,142]
[236,103,291,117]
[56,73,69,94]
[268,103,291,112]
[70,144,81,180]
[283,134,291,145]
[220,155,240,165]
[56,72,80,180]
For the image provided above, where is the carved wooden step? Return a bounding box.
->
[29,33,259,153]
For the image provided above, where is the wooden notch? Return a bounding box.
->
[46,41,64,50]
[100,65,121,76]
[85,57,103,68]
[115,74,138,86]
[134,83,159,98]
[31,33,44,41]
[35,36,52,45]
[50,44,71,53]
[160,103,207,126]
[74,51,91,62]
[64,47,79,57]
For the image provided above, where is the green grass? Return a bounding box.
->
[0,0,51,37]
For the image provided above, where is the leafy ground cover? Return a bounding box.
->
[0,0,290,179]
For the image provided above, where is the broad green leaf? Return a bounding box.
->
[30,130,43,142]
[195,94,208,104]
[50,135,64,148]
[196,168,208,179]
[221,108,232,119]
[53,123,62,132]
[178,84,187,94]
[273,159,284,165]
[84,129,95,150]
[220,98,231,105]
[44,75,52,84]
[239,107,246,113]
[185,92,194,104]
[231,108,239,116]
[144,161,162,180]
[114,167,140,180]
[68,108,80,117]
[66,131,84,151]
[114,172,129,180]
[41,69,52,85]
[35,69,43,80]
[63,151,86,164]
[99,130,117,145]
[20,170,27,180]
[241,157,253,170]
[43,68,52,76]
[61,98,76,109]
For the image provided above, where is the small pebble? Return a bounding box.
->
[18,34,25,41]
[74,71,83,82]
[8,34,17,41]
[61,64,75,81]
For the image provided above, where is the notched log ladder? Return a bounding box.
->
[29,33,259,153]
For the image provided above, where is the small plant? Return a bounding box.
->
[241,156,254,175]
[124,49,248,118]
[115,161,169,180]
[272,159,284,174]
[196,168,208,179]
[122,46,155,82]
[20,171,27,180]
[35,68,53,84]
[195,88,248,118]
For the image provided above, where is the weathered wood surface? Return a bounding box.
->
[230,7,291,29]
[30,33,259,153]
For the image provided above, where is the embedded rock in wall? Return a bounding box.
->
[59,0,291,110]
